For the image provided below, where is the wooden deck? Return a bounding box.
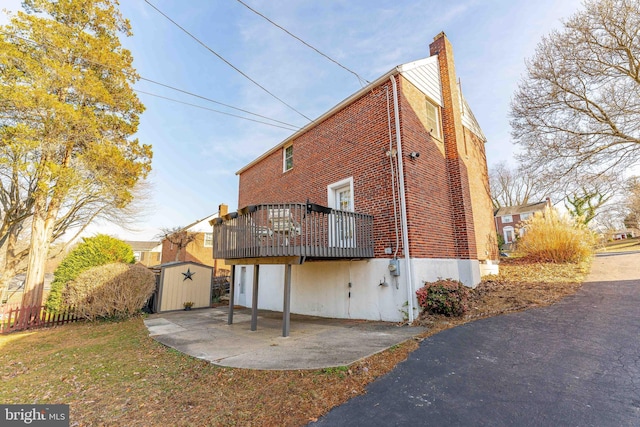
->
[212,202,374,263]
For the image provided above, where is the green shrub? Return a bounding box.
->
[516,207,596,263]
[63,263,155,321]
[46,235,135,311]
[416,279,469,317]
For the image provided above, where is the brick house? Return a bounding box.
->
[494,199,551,246]
[125,241,162,267]
[162,207,229,276]
[213,33,497,328]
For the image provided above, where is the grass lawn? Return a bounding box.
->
[597,237,640,252]
[0,259,590,426]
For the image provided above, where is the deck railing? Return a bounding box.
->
[213,203,374,260]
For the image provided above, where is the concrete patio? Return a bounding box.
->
[144,307,424,370]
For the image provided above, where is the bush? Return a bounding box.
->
[47,235,135,311]
[516,207,596,263]
[416,279,469,317]
[63,263,155,321]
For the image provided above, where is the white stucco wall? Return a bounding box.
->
[232,257,482,322]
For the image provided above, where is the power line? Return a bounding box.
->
[234,0,370,87]
[0,30,299,129]
[134,90,299,131]
[139,77,298,128]
[143,0,313,122]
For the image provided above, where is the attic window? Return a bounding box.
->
[283,144,293,172]
[425,99,441,139]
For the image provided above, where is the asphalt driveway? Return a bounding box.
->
[314,251,640,426]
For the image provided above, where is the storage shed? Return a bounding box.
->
[153,262,213,312]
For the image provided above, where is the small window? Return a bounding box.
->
[283,144,293,172]
[203,232,213,247]
[501,215,513,224]
[425,99,442,139]
[520,212,531,221]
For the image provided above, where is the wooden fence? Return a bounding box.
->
[0,304,80,334]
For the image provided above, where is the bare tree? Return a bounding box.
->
[157,227,197,262]
[562,172,621,225]
[489,161,549,208]
[623,176,640,228]
[511,0,640,178]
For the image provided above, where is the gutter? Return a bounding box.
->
[390,75,415,323]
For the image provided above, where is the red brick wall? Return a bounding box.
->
[237,34,495,261]
[429,32,479,260]
[161,233,228,274]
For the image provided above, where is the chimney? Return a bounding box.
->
[218,203,228,217]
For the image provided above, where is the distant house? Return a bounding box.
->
[125,241,162,267]
[161,205,229,276]
[212,32,498,327]
[610,228,638,240]
[494,199,551,245]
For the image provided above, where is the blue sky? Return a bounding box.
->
[1,0,584,241]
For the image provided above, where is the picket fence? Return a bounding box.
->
[0,304,79,334]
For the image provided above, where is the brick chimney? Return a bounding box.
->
[218,203,228,217]
[429,32,477,259]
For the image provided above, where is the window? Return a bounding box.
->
[503,226,515,244]
[501,215,513,224]
[425,98,442,139]
[203,232,213,247]
[283,144,293,172]
[133,251,141,262]
[327,178,355,248]
[520,212,531,221]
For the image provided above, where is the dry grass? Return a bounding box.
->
[516,208,595,263]
[0,258,591,426]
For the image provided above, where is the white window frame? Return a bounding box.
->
[203,232,213,247]
[520,212,531,221]
[283,144,293,172]
[425,98,442,140]
[327,177,355,248]
[503,226,515,244]
[327,177,354,211]
[501,215,513,224]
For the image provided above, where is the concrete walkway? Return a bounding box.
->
[144,308,423,370]
[314,251,640,426]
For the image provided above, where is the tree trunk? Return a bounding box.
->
[0,225,27,303]
[21,189,58,311]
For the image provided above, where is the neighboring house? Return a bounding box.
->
[162,206,229,276]
[494,199,551,245]
[125,241,162,267]
[610,228,638,240]
[212,33,497,327]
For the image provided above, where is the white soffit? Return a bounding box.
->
[461,96,487,142]
[398,56,442,107]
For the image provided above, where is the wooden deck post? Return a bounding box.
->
[251,265,260,331]
[282,263,292,337]
[227,266,235,325]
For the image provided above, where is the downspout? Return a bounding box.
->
[390,75,415,323]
